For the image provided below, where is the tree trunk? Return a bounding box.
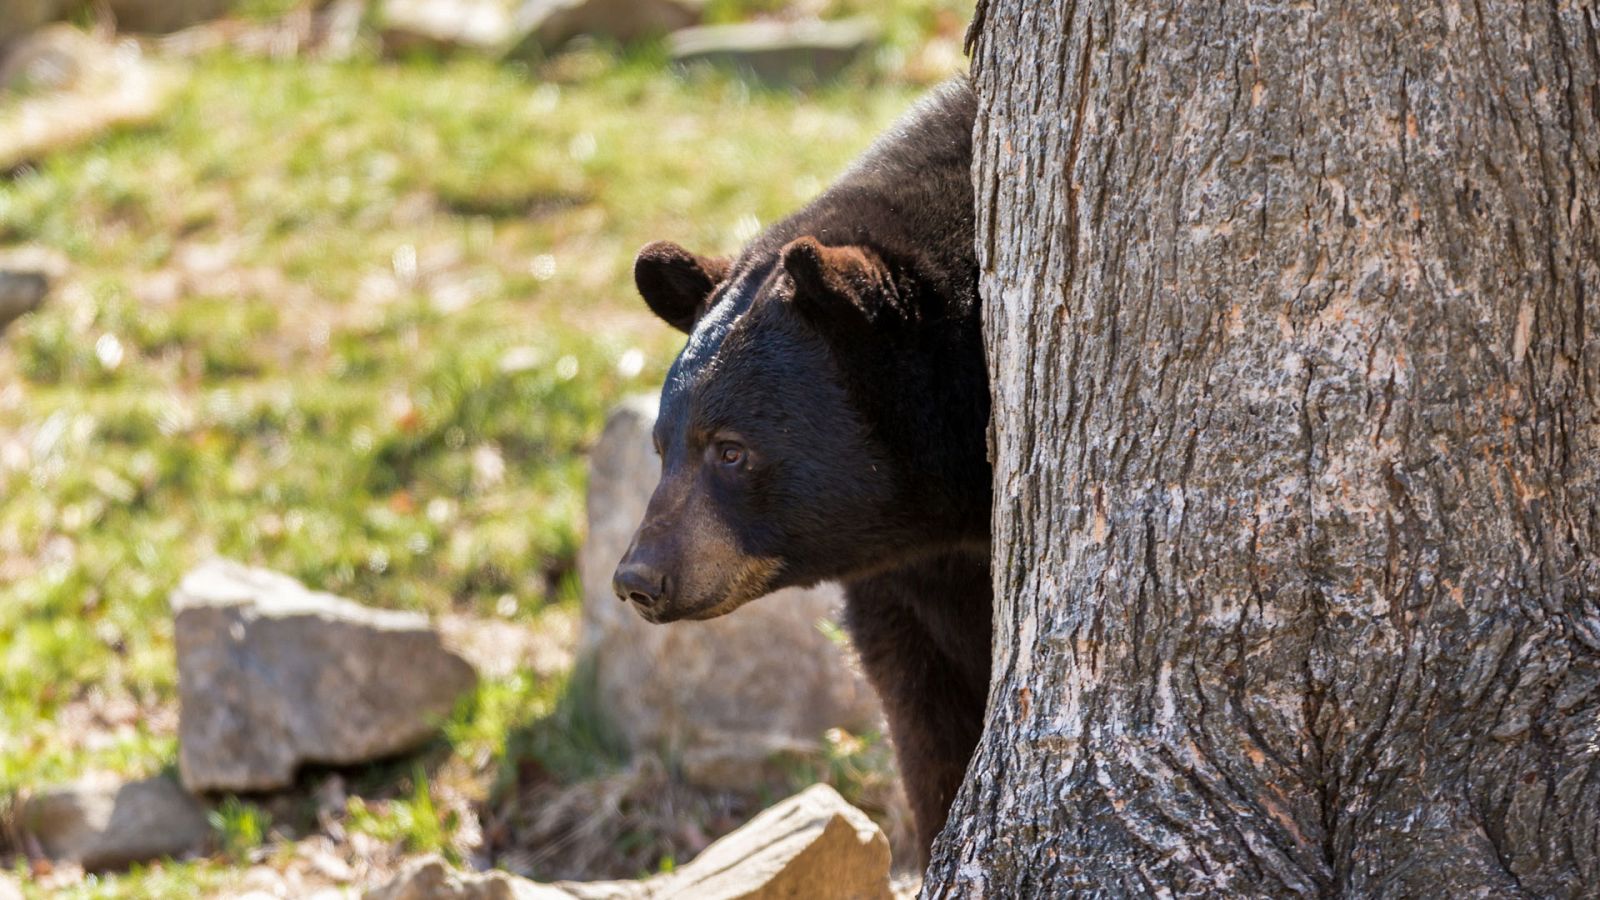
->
[928,2,1600,896]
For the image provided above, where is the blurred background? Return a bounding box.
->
[0,0,971,895]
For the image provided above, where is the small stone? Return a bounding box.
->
[668,19,877,85]
[0,271,48,332]
[173,559,479,792]
[0,245,66,332]
[503,0,702,60]
[579,396,883,791]
[15,775,211,871]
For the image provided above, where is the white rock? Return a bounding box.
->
[579,396,883,790]
[173,560,479,792]
[378,0,517,55]
[16,775,211,871]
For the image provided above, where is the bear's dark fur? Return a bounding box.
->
[616,79,988,861]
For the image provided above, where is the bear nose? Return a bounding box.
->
[613,562,667,610]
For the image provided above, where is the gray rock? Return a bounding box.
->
[0,246,66,332]
[504,0,702,60]
[366,784,892,900]
[16,775,211,871]
[104,0,239,33]
[579,396,883,790]
[173,559,479,792]
[0,24,91,93]
[668,19,877,85]
[378,0,517,56]
[0,271,49,331]
[0,1,70,52]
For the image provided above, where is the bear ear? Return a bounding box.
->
[779,237,894,333]
[634,241,733,334]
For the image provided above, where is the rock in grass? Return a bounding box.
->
[0,23,91,94]
[378,0,517,56]
[0,27,180,172]
[173,559,478,792]
[0,246,66,332]
[16,774,211,871]
[366,784,891,900]
[668,19,876,85]
[502,0,702,60]
[647,783,893,899]
[580,396,883,791]
[0,270,49,332]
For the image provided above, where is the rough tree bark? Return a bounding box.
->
[927,2,1600,896]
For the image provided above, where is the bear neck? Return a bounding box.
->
[791,78,987,558]
[845,270,993,560]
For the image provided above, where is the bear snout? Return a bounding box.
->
[612,558,669,614]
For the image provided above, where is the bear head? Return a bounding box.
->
[612,236,911,623]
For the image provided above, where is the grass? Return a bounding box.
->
[0,0,970,894]
[345,765,459,863]
[208,796,271,864]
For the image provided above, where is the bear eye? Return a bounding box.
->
[713,441,746,468]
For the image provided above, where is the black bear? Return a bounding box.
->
[614,79,988,861]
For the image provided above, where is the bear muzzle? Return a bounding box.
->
[612,558,669,616]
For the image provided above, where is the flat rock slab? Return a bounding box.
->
[174,559,478,792]
[378,0,517,55]
[0,28,180,172]
[366,784,892,900]
[646,782,893,899]
[16,775,211,871]
[668,19,876,85]
[580,396,883,791]
[504,0,702,59]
